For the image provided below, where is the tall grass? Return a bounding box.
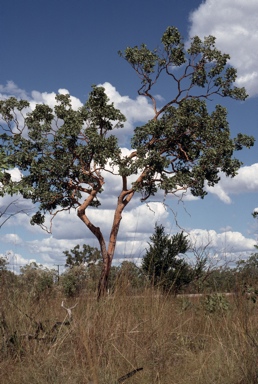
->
[0,282,258,383]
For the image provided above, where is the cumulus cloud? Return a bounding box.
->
[0,81,28,100]
[205,163,258,203]
[46,199,169,241]
[1,249,36,274]
[188,228,256,254]
[189,0,258,96]
[6,168,23,182]
[31,88,83,110]
[99,82,154,143]
[1,233,23,245]
[0,81,83,111]
[26,237,79,264]
[219,225,232,233]
[0,198,169,266]
[100,82,154,123]
[0,194,34,229]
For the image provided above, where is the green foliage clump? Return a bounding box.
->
[60,265,88,297]
[203,293,230,314]
[64,244,101,268]
[142,223,192,293]
[61,244,103,296]
[0,256,8,271]
[114,261,144,294]
[19,262,56,298]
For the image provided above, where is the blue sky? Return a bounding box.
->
[0,0,257,271]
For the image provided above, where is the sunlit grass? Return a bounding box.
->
[0,282,258,383]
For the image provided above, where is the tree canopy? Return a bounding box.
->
[0,26,254,298]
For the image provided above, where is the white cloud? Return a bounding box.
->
[205,163,258,203]
[0,81,28,99]
[6,168,23,182]
[219,225,232,233]
[0,194,34,229]
[27,237,76,263]
[1,233,23,245]
[48,199,169,241]
[120,202,169,235]
[188,228,256,253]
[100,82,154,123]
[99,82,154,143]
[31,90,57,108]
[0,82,83,116]
[30,88,83,111]
[1,249,36,274]
[0,198,169,266]
[189,0,258,96]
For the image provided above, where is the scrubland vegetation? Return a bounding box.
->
[1,254,258,384]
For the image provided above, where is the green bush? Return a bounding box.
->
[203,293,230,314]
[60,265,87,297]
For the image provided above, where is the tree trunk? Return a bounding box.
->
[97,249,111,299]
[97,188,135,299]
[97,202,124,299]
[78,183,135,300]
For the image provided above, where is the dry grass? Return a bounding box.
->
[1,283,258,383]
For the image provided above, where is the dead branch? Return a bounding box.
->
[61,300,78,321]
[117,367,143,383]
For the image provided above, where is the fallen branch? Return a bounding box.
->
[117,367,143,383]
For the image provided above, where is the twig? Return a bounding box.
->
[117,368,143,383]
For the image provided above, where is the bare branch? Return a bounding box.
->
[61,301,78,321]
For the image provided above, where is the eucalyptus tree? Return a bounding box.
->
[0,27,254,298]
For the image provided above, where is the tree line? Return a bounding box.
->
[1,223,257,299]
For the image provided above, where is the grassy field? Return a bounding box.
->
[0,283,258,384]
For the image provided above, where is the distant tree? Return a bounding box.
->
[0,255,8,271]
[252,209,258,248]
[142,224,192,293]
[0,27,254,298]
[19,262,56,298]
[0,255,19,287]
[237,252,258,287]
[60,265,88,297]
[116,261,144,292]
[187,242,222,293]
[64,244,101,268]
[62,244,103,295]
[197,267,236,294]
[237,253,258,271]
[236,212,258,288]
